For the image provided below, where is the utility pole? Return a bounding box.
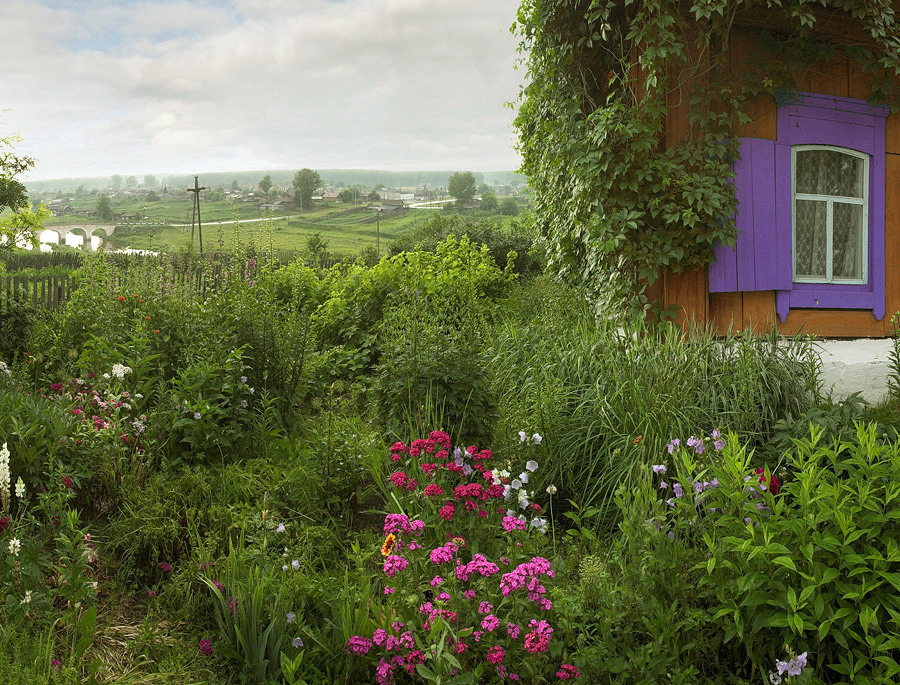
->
[187,175,207,255]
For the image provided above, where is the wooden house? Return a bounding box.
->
[649,21,899,338]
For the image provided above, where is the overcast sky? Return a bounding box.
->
[1,0,524,181]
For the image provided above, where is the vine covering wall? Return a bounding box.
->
[514,0,900,307]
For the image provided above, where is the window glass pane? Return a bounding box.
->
[795,149,864,198]
[833,202,864,280]
[795,199,827,279]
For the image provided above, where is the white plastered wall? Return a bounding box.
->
[815,338,893,404]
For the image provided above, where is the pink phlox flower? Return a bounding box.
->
[424,483,443,496]
[487,645,505,664]
[478,601,493,615]
[438,502,456,521]
[383,555,409,577]
[429,543,458,565]
[506,622,521,639]
[502,515,527,532]
[372,629,388,646]
[375,657,396,685]
[429,430,451,448]
[556,664,581,680]
[481,614,501,632]
[430,575,444,587]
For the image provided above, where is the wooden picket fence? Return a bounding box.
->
[1,254,351,312]
[2,275,75,311]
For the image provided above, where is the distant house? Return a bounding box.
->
[323,191,342,203]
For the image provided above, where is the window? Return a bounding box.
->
[792,146,868,284]
[708,92,889,322]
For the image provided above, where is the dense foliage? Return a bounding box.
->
[514,1,900,302]
[1,240,898,682]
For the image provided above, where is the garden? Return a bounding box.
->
[1,217,899,684]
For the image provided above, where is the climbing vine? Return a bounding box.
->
[514,0,900,306]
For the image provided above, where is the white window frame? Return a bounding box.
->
[791,145,869,285]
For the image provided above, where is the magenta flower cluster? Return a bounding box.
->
[347,432,578,682]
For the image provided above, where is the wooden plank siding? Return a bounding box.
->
[658,28,898,338]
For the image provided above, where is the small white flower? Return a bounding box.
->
[20,590,31,604]
[249,387,255,394]
[291,559,300,571]
[519,472,529,484]
[525,460,538,473]
[282,565,289,572]
[8,538,21,556]
[111,363,133,380]
[240,376,248,383]
[518,431,528,442]
[511,479,522,490]
[532,433,542,445]
[276,523,286,533]
[530,517,547,532]
[0,443,9,460]
[546,484,557,495]
[193,412,202,420]
[102,373,110,379]
[240,400,248,408]
[15,477,25,499]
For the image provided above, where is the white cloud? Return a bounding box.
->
[0,0,524,180]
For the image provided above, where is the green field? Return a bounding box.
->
[104,206,432,254]
[38,195,441,255]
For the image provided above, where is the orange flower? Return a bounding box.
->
[633,435,643,444]
[380,533,397,557]
[117,296,126,302]
[139,299,145,303]
[153,329,160,334]
[144,316,151,320]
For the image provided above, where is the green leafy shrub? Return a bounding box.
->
[584,425,900,682]
[388,214,542,275]
[0,290,39,362]
[374,288,497,446]
[699,425,900,683]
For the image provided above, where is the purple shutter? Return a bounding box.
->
[709,138,791,292]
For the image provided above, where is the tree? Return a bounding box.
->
[292,168,321,211]
[259,175,273,194]
[0,131,46,254]
[338,189,354,203]
[499,197,519,216]
[305,232,329,264]
[124,176,137,189]
[143,174,159,188]
[231,180,239,191]
[448,172,476,204]
[145,190,161,202]
[481,190,499,212]
[96,195,114,221]
[111,175,122,191]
